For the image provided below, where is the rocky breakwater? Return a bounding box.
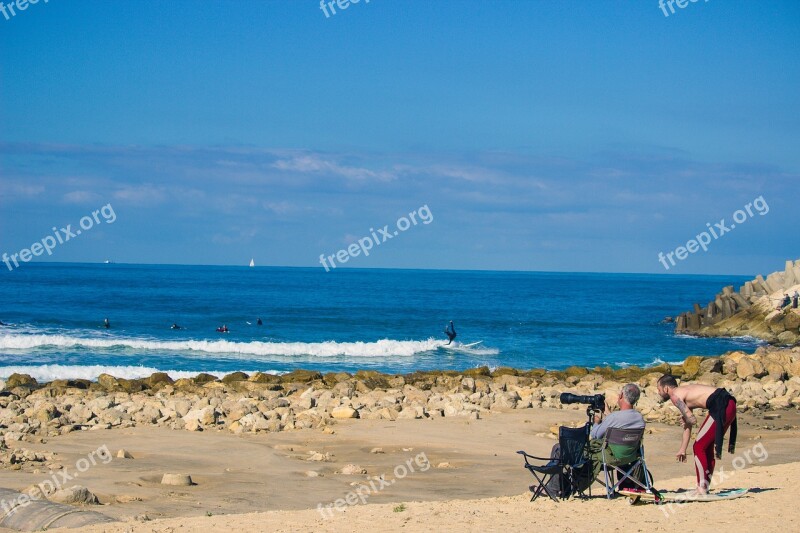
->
[675,258,800,345]
[1,346,799,448]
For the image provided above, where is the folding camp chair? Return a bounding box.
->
[598,427,656,499]
[517,423,591,502]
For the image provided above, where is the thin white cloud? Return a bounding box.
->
[63,190,101,204]
[0,181,45,197]
[272,154,395,182]
[113,185,167,205]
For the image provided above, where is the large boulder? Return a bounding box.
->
[221,372,250,384]
[249,372,281,384]
[97,374,120,391]
[117,378,146,393]
[35,403,60,425]
[192,373,219,385]
[722,351,748,375]
[783,310,800,331]
[49,485,99,505]
[492,367,520,377]
[183,407,218,426]
[786,361,800,378]
[5,374,37,389]
[354,370,390,390]
[764,361,787,380]
[331,406,358,419]
[146,372,174,388]
[777,331,799,345]
[564,366,588,378]
[462,366,491,378]
[736,357,767,380]
[280,370,323,383]
[681,356,704,379]
[173,378,200,392]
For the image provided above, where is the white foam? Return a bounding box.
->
[0,334,447,358]
[0,364,283,382]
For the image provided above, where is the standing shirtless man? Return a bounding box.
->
[656,375,738,494]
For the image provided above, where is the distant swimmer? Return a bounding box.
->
[171,323,182,330]
[444,321,456,345]
[257,318,263,326]
[216,324,229,333]
[103,318,110,329]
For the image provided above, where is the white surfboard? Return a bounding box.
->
[443,341,483,351]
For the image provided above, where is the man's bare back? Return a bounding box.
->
[669,383,717,410]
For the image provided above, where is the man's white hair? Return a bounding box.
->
[622,383,641,406]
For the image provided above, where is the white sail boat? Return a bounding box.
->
[249,258,255,268]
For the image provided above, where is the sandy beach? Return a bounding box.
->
[3,346,800,531]
[0,399,797,532]
[72,461,800,533]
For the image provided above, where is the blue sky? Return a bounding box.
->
[1,0,798,274]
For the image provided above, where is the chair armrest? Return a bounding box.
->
[516,451,551,460]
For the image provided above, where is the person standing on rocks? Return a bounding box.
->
[656,375,737,495]
[792,291,799,309]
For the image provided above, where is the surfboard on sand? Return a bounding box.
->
[618,487,749,504]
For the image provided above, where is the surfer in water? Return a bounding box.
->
[444,321,456,345]
[257,318,263,326]
[171,323,182,330]
[216,324,229,333]
[103,318,110,329]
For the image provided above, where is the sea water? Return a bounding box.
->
[0,263,761,381]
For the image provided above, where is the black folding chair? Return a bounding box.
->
[518,423,591,502]
[598,427,658,500]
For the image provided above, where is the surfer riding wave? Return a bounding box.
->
[444,321,456,345]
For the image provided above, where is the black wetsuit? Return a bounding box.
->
[706,388,737,458]
[445,322,456,345]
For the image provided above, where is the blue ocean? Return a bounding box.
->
[0,264,762,381]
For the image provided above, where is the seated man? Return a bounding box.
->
[577,383,646,491]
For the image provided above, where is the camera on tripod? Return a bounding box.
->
[559,393,606,423]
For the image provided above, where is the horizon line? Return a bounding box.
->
[9,260,767,279]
